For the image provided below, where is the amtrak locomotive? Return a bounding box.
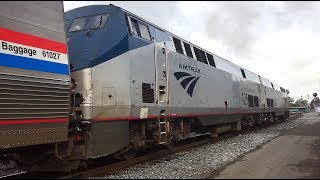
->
[0,2,289,172]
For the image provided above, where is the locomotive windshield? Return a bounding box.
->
[68,13,110,32]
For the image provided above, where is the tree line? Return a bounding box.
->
[288,97,309,107]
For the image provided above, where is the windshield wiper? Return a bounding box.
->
[86,16,103,36]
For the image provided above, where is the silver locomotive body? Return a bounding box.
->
[72,44,289,158]
[66,4,289,161]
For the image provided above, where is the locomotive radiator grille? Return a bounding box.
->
[0,73,70,120]
[142,83,154,103]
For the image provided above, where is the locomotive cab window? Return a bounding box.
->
[138,23,151,40]
[131,18,139,36]
[130,17,151,41]
[68,14,110,32]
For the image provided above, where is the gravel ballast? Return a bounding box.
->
[103,114,309,179]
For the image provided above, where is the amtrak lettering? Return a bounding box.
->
[179,63,200,74]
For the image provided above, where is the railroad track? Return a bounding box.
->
[0,170,26,179]
[58,135,236,179]
[6,113,303,179]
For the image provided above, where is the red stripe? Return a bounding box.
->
[95,116,157,122]
[0,118,68,125]
[95,109,289,122]
[0,27,67,53]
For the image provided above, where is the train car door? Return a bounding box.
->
[258,75,267,108]
[155,45,169,106]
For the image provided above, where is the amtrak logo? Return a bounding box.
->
[174,72,200,97]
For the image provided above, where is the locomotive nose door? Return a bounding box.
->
[154,44,170,144]
[155,45,169,106]
[258,76,267,108]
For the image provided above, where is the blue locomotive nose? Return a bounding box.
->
[65,6,130,72]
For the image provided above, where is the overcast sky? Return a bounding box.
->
[63,1,320,102]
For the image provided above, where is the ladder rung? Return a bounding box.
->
[160,132,167,134]
[160,122,166,124]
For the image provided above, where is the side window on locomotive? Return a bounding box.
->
[193,47,202,62]
[130,17,151,41]
[254,96,259,107]
[206,53,216,67]
[131,18,139,36]
[199,50,208,64]
[138,23,151,40]
[172,37,184,54]
[248,95,254,107]
[241,68,246,79]
[193,47,208,64]
[68,14,110,32]
[267,98,274,107]
[183,42,193,58]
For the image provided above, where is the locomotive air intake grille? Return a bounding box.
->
[0,73,70,120]
[142,83,154,103]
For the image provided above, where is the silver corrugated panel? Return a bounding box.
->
[0,72,70,120]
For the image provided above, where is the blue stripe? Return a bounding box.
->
[0,53,69,75]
